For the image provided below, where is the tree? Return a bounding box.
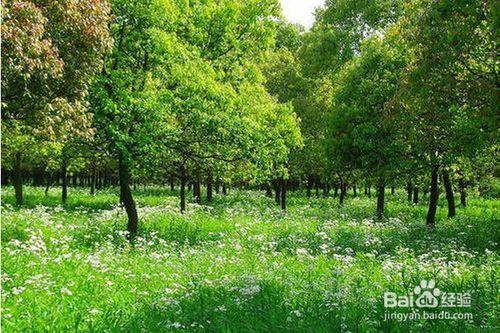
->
[329,36,408,219]
[399,0,497,227]
[2,0,112,205]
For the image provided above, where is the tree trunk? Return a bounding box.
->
[61,157,68,205]
[426,165,439,228]
[459,178,466,208]
[367,185,371,198]
[376,177,385,220]
[170,178,175,191]
[339,179,346,205]
[280,178,286,211]
[45,173,52,196]
[407,181,413,203]
[222,183,227,195]
[193,174,201,204]
[206,173,213,202]
[353,184,357,197]
[413,186,419,204]
[442,170,456,218]
[322,183,328,198]
[90,164,96,195]
[13,152,23,206]
[119,154,138,239]
[180,173,186,213]
[273,179,281,205]
[390,186,395,195]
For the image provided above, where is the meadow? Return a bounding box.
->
[1,186,498,332]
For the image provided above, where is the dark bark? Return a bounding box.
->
[322,183,328,198]
[206,174,213,202]
[376,178,385,220]
[280,178,286,211]
[61,157,68,205]
[407,181,413,203]
[119,154,138,239]
[339,179,346,205]
[45,173,52,196]
[273,179,281,205]
[90,164,96,195]
[222,183,227,195]
[170,178,175,191]
[426,165,439,228]
[413,186,419,204]
[14,152,23,206]
[442,170,456,217]
[333,183,339,198]
[193,174,201,204]
[180,173,186,213]
[390,186,395,195]
[459,178,466,208]
[353,184,357,197]
[367,185,371,198]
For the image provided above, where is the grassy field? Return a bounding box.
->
[2,186,499,332]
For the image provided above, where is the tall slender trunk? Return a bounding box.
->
[353,184,357,197]
[322,183,328,198]
[413,186,419,204]
[367,185,371,198]
[376,177,385,220]
[119,154,138,240]
[274,179,281,205]
[90,164,96,195]
[426,165,439,228]
[193,174,201,204]
[206,173,213,202]
[280,178,286,211]
[407,181,413,203]
[45,173,52,196]
[170,178,175,191]
[180,171,186,213]
[13,152,23,206]
[222,183,227,195]
[339,179,346,205]
[442,170,456,217]
[458,178,466,208]
[390,186,395,195]
[61,157,68,204]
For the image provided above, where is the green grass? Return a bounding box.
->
[2,186,499,332]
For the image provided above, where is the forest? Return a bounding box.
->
[1,0,498,332]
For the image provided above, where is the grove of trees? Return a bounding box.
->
[2,0,498,238]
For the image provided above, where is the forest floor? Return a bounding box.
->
[1,187,499,332]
